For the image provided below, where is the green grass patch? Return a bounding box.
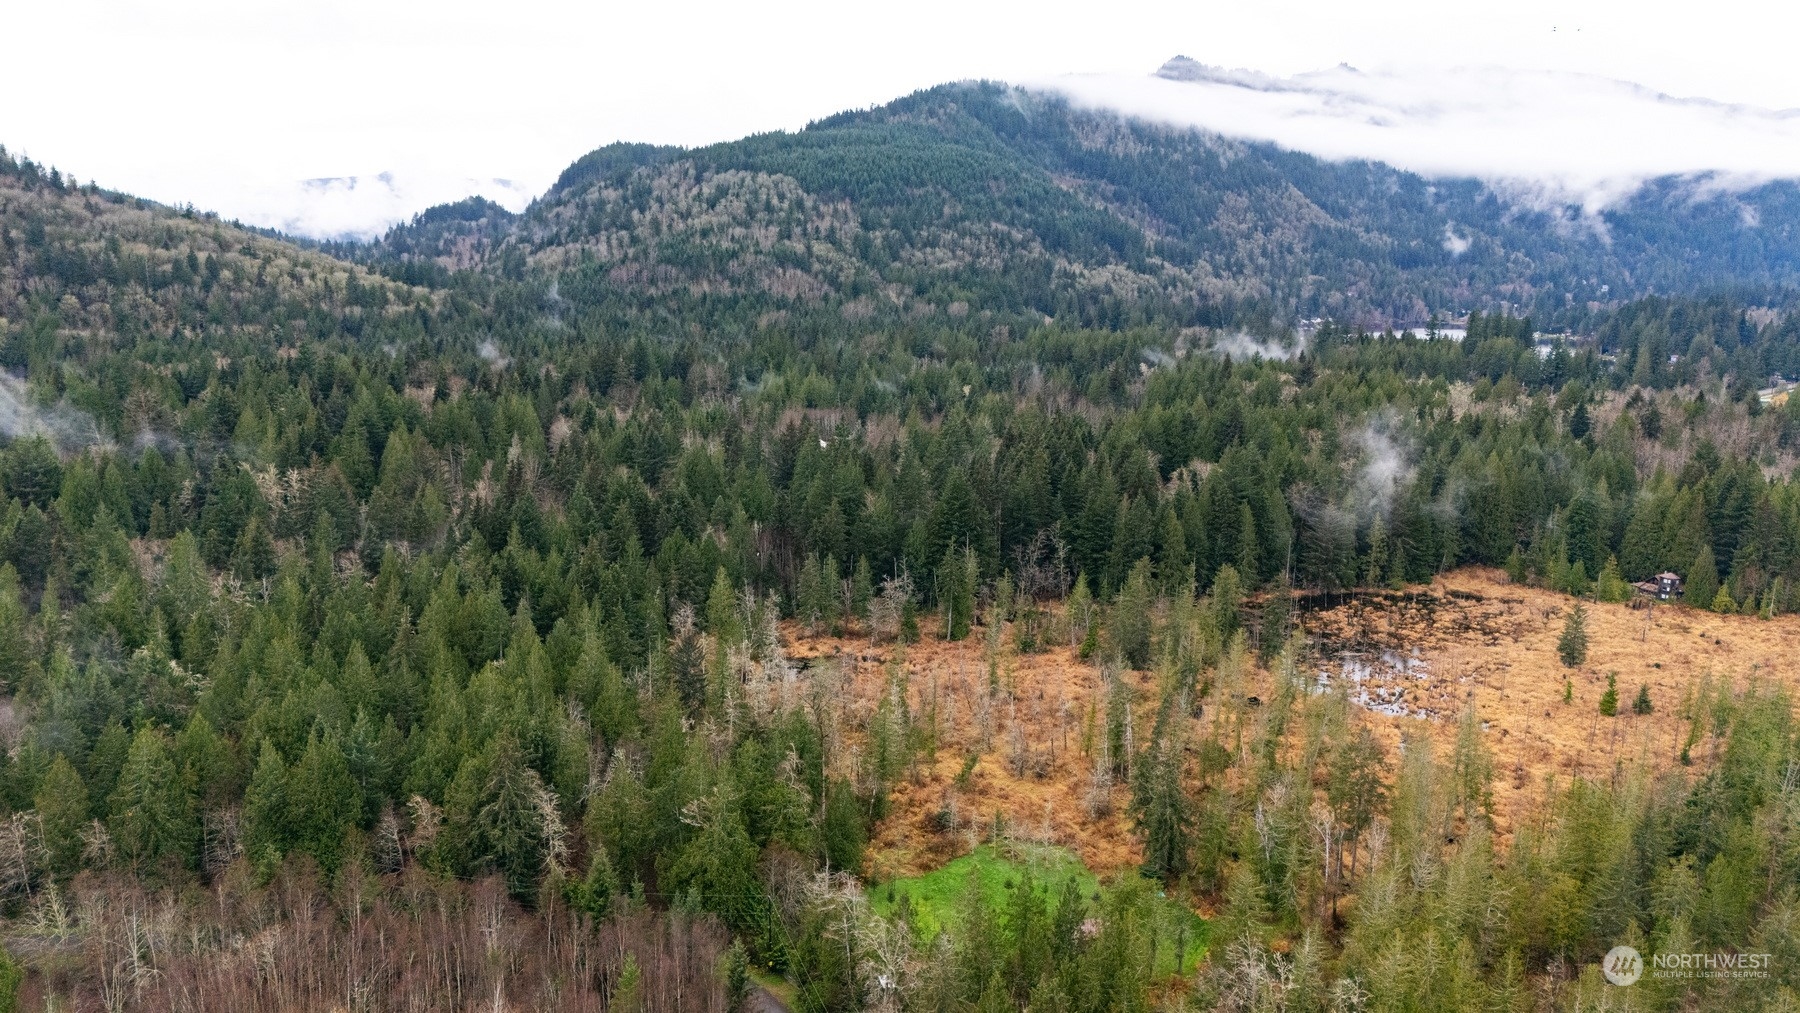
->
[749,967,798,1007]
[866,843,1209,975]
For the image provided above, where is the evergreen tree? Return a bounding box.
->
[705,566,740,643]
[1564,558,1591,597]
[725,939,752,1013]
[0,941,18,1013]
[1557,602,1589,668]
[666,783,766,932]
[1599,672,1618,717]
[1711,585,1737,614]
[1326,725,1386,875]
[243,741,289,872]
[1596,555,1630,603]
[1131,735,1192,880]
[851,556,873,623]
[1362,524,1390,588]
[1619,497,1664,580]
[937,544,975,641]
[796,552,825,631]
[108,727,195,872]
[1258,576,1292,663]
[35,755,89,876]
[585,751,650,883]
[612,954,643,1013]
[1686,545,1719,608]
[567,848,619,918]
[1633,683,1653,715]
[670,609,707,717]
[285,732,362,872]
[821,553,843,633]
[173,712,237,816]
[584,632,635,749]
[1110,558,1154,670]
[1209,564,1242,641]
[820,778,865,872]
[1,436,61,509]
[230,514,276,582]
[475,733,550,898]
[1156,506,1190,590]
[1235,501,1261,582]
[0,566,32,694]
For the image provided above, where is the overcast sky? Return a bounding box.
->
[9,0,1799,239]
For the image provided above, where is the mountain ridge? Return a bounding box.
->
[350,79,1800,328]
[8,70,1800,330]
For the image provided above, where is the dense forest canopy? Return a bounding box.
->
[4,102,1800,1012]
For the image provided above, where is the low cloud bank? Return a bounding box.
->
[214,172,539,243]
[1207,331,1305,361]
[0,373,109,454]
[1349,418,1413,521]
[477,340,511,370]
[1039,59,1800,216]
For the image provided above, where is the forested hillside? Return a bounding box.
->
[6,99,1800,1013]
[356,81,1800,330]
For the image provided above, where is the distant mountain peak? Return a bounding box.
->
[1150,58,1313,95]
[1155,56,1207,82]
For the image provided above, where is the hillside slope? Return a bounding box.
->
[0,152,440,440]
[362,78,1800,328]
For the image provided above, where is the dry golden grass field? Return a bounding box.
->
[786,626,1144,880]
[785,568,1800,878]
[1313,568,1800,839]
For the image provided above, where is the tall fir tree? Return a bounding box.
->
[1558,602,1589,668]
[108,727,195,872]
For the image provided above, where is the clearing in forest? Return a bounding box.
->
[1310,568,1800,838]
[787,567,1800,876]
[865,842,1209,972]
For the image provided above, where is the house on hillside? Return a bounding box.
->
[1760,376,1797,407]
[1636,572,1684,600]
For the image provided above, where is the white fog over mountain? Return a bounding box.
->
[1042,59,1800,217]
[157,172,541,244]
[18,58,1800,242]
[260,61,1800,241]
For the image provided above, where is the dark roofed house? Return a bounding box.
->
[1654,572,1683,600]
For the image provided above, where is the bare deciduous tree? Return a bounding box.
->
[19,869,729,1012]
[202,807,243,877]
[868,571,913,644]
[0,811,42,901]
[373,804,405,875]
[406,795,443,858]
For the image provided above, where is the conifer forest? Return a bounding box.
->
[4,80,1800,1011]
